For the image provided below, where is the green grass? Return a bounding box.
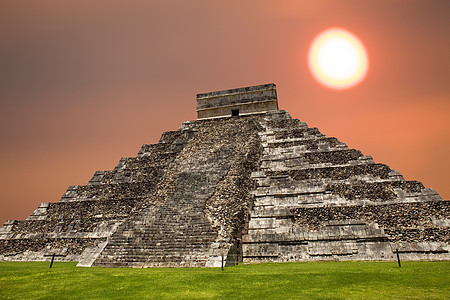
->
[0,261,449,299]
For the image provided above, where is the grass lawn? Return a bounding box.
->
[0,260,449,299]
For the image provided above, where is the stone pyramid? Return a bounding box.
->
[1,83,449,267]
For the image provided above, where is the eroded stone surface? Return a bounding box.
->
[196,83,278,119]
[242,110,449,262]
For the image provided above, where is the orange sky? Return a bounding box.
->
[1,0,449,225]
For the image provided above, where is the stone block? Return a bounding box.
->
[197,83,278,119]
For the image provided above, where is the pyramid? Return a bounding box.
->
[1,83,449,267]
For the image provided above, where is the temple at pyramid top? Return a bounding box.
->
[196,83,279,119]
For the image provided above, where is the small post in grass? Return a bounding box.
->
[49,253,56,268]
[44,253,66,268]
[221,255,224,271]
[396,248,401,268]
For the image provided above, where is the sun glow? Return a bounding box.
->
[308,28,369,90]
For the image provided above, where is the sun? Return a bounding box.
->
[308,27,369,90]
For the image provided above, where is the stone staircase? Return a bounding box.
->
[92,209,218,267]
[92,141,228,267]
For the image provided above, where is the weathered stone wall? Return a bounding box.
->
[196,83,278,119]
[0,124,193,263]
[242,110,449,262]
